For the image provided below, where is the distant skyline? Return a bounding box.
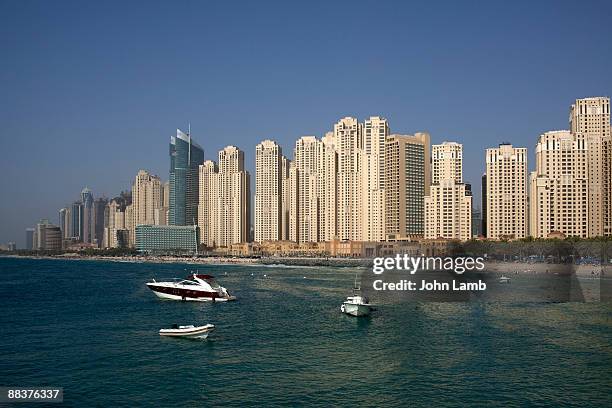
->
[1,0,611,246]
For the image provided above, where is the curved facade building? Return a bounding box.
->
[169,128,204,226]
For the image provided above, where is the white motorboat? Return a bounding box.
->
[499,276,511,283]
[340,274,373,317]
[341,294,373,317]
[147,273,236,302]
[159,324,215,338]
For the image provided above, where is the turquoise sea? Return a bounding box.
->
[0,257,611,407]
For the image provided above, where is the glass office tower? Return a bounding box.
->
[169,128,204,226]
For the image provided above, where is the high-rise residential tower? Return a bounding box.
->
[529,131,588,238]
[169,128,204,226]
[485,143,527,239]
[320,132,338,242]
[384,133,430,240]
[335,117,364,241]
[93,197,108,247]
[198,146,250,247]
[81,187,94,243]
[70,201,83,241]
[424,142,472,240]
[255,140,283,242]
[362,117,389,242]
[25,228,34,250]
[59,208,69,240]
[569,97,611,237]
[291,136,324,243]
[132,170,163,241]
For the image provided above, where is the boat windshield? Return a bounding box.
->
[205,278,220,289]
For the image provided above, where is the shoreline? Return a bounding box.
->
[0,254,608,276]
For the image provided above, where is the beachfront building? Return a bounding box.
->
[169,128,204,226]
[255,140,283,242]
[135,224,199,254]
[485,143,527,240]
[384,133,430,240]
[335,117,364,241]
[197,146,250,248]
[362,117,389,242]
[424,142,472,240]
[34,219,62,251]
[529,131,588,238]
[569,97,611,237]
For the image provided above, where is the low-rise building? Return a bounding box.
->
[135,225,199,254]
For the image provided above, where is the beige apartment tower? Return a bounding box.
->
[424,142,472,240]
[485,144,527,239]
[320,132,338,241]
[335,117,364,241]
[198,160,218,247]
[529,131,588,238]
[290,136,324,243]
[362,117,389,242]
[385,133,430,239]
[569,97,611,237]
[132,170,163,230]
[255,140,283,242]
[198,146,250,247]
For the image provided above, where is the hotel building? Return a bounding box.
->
[335,117,364,241]
[255,140,283,242]
[132,170,163,241]
[424,142,472,240]
[529,131,589,238]
[485,143,527,239]
[135,224,199,254]
[291,136,324,243]
[569,97,611,237]
[169,128,204,226]
[198,146,250,247]
[362,117,389,242]
[384,133,430,240]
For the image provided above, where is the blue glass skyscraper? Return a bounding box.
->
[169,128,204,226]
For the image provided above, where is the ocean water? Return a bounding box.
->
[0,257,610,407]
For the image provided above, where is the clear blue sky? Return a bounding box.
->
[1,0,611,247]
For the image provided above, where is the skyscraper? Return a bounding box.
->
[169,128,204,226]
[255,140,283,242]
[35,219,62,251]
[569,97,611,237]
[131,170,163,242]
[59,207,68,239]
[198,160,218,247]
[529,131,588,238]
[334,117,364,241]
[103,196,129,248]
[291,136,324,243]
[485,144,527,239]
[25,228,34,250]
[93,197,108,247]
[424,142,472,240]
[363,117,389,242]
[70,200,83,240]
[198,146,250,247]
[384,133,430,239]
[320,132,338,242]
[81,187,94,243]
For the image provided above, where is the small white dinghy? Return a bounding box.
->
[159,324,215,339]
